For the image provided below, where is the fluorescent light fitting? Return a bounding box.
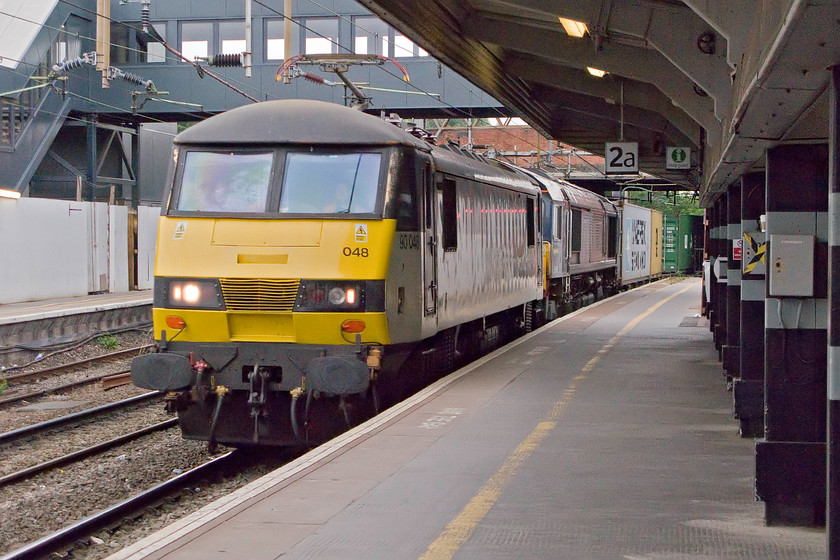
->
[0,188,21,199]
[587,67,607,78]
[559,17,588,38]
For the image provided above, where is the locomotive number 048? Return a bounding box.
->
[343,247,369,257]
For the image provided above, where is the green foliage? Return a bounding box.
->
[177,121,198,134]
[623,190,703,217]
[447,118,492,127]
[97,334,119,350]
[0,378,7,397]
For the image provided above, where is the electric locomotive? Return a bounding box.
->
[131,99,543,447]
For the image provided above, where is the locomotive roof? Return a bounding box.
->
[512,166,616,214]
[175,100,431,150]
[431,145,538,194]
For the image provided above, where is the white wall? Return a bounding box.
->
[109,205,129,293]
[137,205,161,290]
[0,197,158,304]
[88,202,109,293]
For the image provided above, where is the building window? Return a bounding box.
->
[111,22,167,64]
[181,21,212,61]
[52,16,86,65]
[219,20,245,55]
[142,23,167,63]
[266,19,286,60]
[304,18,338,54]
[394,33,428,58]
[353,16,388,56]
[110,23,130,64]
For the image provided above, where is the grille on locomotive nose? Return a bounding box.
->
[219,279,300,311]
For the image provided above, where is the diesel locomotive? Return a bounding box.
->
[131,99,661,448]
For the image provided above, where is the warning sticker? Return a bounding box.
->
[173,222,187,240]
[743,231,767,275]
[354,223,368,243]
[732,239,742,261]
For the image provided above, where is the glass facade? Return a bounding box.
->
[353,16,388,56]
[181,21,212,61]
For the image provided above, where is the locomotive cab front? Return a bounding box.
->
[131,101,431,447]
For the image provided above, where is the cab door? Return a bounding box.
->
[420,159,436,315]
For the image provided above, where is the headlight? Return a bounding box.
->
[296,281,365,312]
[328,287,347,305]
[157,278,225,310]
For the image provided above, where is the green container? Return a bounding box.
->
[663,214,699,273]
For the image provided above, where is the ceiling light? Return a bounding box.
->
[559,17,588,38]
[0,188,21,199]
[587,67,607,78]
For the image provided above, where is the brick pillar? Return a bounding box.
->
[713,197,728,357]
[723,184,742,381]
[755,144,828,526]
[735,172,766,437]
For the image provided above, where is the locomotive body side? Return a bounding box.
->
[131,100,544,447]
[429,147,543,332]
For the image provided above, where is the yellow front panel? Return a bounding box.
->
[228,313,295,341]
[156,217,396,280]
[154,217,396,346]
[154,308,391,345]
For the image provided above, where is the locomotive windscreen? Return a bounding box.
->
[172,149,384,215]
[280,152,381,214]
[177,151,273,212]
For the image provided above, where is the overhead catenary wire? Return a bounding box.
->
[251,0,548,154]
[7,0,557,158]
[55,0,263,103]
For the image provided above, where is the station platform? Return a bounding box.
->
[0,291,152,365]
[106,278,825,560]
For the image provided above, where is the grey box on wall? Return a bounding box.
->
[768,234,814,297]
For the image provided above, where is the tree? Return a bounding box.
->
[623,190,702,216]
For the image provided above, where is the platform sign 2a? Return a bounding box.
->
[605,142,638,174]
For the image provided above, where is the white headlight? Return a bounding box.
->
[328,287,346,305]
[183,283,201,304]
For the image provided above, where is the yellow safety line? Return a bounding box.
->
[418,281,697,560]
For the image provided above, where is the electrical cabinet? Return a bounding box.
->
[768,234,814,297]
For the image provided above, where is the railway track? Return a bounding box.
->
[1,451,241,560]
[0,368,131,407]
[3,344,154,384]
[0,391,163,446]
[0,418,179,487]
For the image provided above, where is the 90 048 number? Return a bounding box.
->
[343,247,369,257]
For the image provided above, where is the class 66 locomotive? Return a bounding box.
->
[131,99,661,449]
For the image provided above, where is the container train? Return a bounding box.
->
[131,99,663,448]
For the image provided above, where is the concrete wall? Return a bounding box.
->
[0,197,157,304]
[137,205,161,290]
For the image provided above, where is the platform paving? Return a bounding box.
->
[107,279,826,560]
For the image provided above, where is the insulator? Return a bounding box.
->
[51,52,97,74]
[141,0,150,32]
[122,71,150,86]
[52,58,85,73]
[108,67,155,91]
[207,53,243,67]
[303,72,326,85]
